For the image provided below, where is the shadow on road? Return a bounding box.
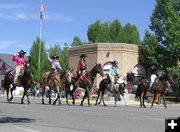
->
[0,117,35,123]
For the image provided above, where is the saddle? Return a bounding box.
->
[10,69,24,78]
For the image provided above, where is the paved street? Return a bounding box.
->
[0,95,180,132]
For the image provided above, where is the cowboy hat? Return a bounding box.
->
[51,55,59,59]
[79,54,88,58]
[111,61,118,64]
[18,50,26,54]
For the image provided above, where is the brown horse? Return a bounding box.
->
[4,62,36,104]
[151,72,174,109]
[65,64,104,106]
[135,79,151,108]
[42,70,64,105]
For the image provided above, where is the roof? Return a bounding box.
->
[0,53,16,70]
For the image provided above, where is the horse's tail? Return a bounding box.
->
[4,70,13,90]
[135,83,141,99]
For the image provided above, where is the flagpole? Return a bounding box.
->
[39,0,43,79]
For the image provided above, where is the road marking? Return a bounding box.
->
[146,117,163,121]
[11,125,40,132]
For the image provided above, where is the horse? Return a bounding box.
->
[135,79,151,108]
[95,74,128,106]
[95,74,111,106]
[65,63,104,106]
[151,72,174,109]
[4,62,35,104]
[63,68,77,105]
[42,69,65,105]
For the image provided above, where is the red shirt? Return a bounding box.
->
[77,60,88,71]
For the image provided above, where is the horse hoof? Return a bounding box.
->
[28,102,31,104]
[95,104,97,106]
[53,102,56,105]
[80,103,83,106]
[42,102,45,104]
[72,102,75,105]
[21,102,24,104]
[9,98,13,101]
[104,104,107,106]
[143,106,146,108]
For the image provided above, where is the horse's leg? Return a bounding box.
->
[65,88,69,105]
[9,85,15,102]
[120,90,128,106]
[53,93,61,105]
[26,88,30,104]
[158,93,160,105]
[140,92,144,107]
[80,89,87,106]
[42,86,45,104]
[162,94,167,109]
[95,89,100,106]
[48,89,51,104]
[98,91,102,105]
[6,86,10,102]
[102,90,106,106]
[86,87,90,106]
[143,91,146,108]
[151,92,156,108]
[71,86,77,105]
[21,89,26,104]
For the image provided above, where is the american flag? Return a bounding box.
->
[40,3,44,20]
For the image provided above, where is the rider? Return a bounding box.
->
[75,54,88,86]
[108,61,120,87]
[149,64,160,91]
[46,52,62,83]
[12,50,27,84]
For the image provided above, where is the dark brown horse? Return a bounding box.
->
[135,79,151,108]
[151,72,174,109]
[65,64,104,106]
[95,74,128,106]
[4,63,35,104]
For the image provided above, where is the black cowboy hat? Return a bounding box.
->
[51,55,59,59]
[79,54,88,58]
[111,61,118,64]
[18,50,26,55]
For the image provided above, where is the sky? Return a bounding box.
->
[0,0,156,55]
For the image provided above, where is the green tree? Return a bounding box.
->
[30,37,49,82]
[139,30,159,70]
[71,36,83,46]
[122,23,140,44]
[87,20,102,43]
[109,19,122,42]
[60,43,69,69]
[149,0,180,67]
[87,19,140,44]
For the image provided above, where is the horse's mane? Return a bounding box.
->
[60,70,66,79]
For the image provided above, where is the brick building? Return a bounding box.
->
[69,43,145,87]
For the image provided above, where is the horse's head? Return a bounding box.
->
[126,72,135,83]
[164,72,174,85]
[23,63,32,76]
[94,63,104,77]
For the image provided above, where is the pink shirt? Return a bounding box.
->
[12,55,27,66]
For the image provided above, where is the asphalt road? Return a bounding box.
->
[0,96,180,132]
